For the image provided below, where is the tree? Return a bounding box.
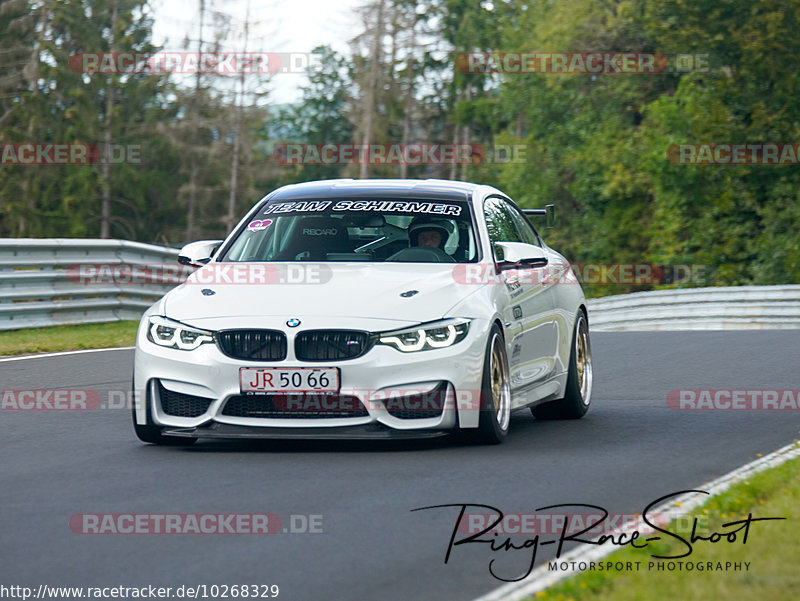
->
[274,45,354,183]
[0,0,172,239]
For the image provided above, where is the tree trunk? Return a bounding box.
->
[226,2,249,232]
[360,0,385,179]
[449,107,460,181]
[459,85,471,181]
[100,0,118,239]
[399,19,416,180]
[186,0,205,241]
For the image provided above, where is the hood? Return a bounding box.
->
[162,262,480,326]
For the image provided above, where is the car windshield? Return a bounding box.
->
[221,198,479,263]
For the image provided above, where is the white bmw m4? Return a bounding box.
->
[133,179,592,445]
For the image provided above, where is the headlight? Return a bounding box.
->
[146,316,214,351]
[377,318,470,353]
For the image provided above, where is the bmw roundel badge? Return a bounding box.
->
[286,318,301,328]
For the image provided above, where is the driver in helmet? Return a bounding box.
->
[408,219,450,250]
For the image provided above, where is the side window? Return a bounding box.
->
[506,205,542,247]
[483,197,524,245]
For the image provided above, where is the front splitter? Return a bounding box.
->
[163,422,451,440]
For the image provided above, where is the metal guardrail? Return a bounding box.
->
[587,285,800,331]
[0,239,182,331]
[2,239,798,332]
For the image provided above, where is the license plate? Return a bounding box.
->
[239,368,340,394]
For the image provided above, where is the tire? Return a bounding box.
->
[473,324,512,444]
[132,382,197,446]
[532,311,592,420]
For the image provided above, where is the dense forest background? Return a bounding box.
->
[1,0,799,295]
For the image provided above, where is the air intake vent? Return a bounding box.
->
[222,394,368,419]
[158,382,213,417]
[384,382,448,419]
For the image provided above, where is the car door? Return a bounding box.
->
[483,197,559,401]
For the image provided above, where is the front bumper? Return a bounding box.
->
[133,315,489,435]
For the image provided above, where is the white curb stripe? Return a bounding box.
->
[474,439,800,601]
[0,347,134,363]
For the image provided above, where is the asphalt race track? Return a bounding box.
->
[1,331,799,600]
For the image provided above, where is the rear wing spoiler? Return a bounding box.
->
[522,204,555,228]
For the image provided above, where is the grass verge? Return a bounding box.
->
[0,321,139,356]
[530,450,800,601]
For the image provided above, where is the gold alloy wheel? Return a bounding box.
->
[490,334,511,430]
[575,316,592,405]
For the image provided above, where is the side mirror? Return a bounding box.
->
[177,240,223,268]
[544,204,555,228]
[494,241,548,270]
[522,204,556,228]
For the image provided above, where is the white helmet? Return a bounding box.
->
[408,219,450,248]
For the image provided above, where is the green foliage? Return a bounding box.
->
[0,0,798,290]
[273,45,354,183]
[0,0,177,241]
[486,0,800,291]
